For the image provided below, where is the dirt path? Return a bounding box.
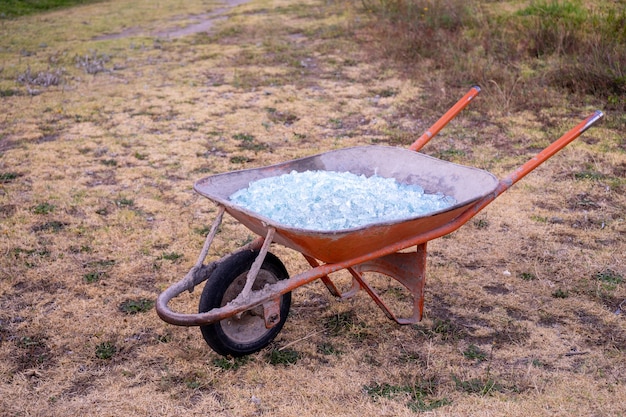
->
[97,0,253,39]
[0,1,625,416]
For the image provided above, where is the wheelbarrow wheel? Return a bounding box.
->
[199,250,291,357]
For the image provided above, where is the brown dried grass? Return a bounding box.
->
[1,0,625,416]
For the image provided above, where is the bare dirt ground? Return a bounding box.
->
[1,0,625,416]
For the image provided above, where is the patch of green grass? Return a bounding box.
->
[473,219,489,229]
[31,221,67,233]
[0,89,21,97]
[574,170,605,180]
[95,341,116,360]
[83,271,105,283]
[0,0,104,18]
[159,252,183,262]
[316,342,343,356]
[115,198,134,207]
[453,375,502,396]
[364,377,450,412]
[101,159,117,166]
[194,225,212,236]
[371,87,398,97]
[266,348,299,365]
[233,133,268,152]
[595,269,623,285]
[118,298,154,314]
[463,344,487,362]
[0,172,20,183]
[552,289,569,299]
[436,147,466,161]
[322,311,370,340]
[230,155,252,164]
[31,202,55,215]
[415,318,463,341]
[212,356,250,371]
[82,260,114,283]
[520,272,537,281]
[134,152,148,160]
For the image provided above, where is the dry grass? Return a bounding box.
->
[1,0,625,416]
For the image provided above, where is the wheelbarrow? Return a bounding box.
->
[156,86,604,357]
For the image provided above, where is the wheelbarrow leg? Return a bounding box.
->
[303,254,361,299]
[351,243,428,324]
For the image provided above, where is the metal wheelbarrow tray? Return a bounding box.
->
[156,86,604,357]
[193,145,499,264]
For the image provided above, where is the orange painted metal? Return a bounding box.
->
[156,98,603,328]
[409,86,481,152]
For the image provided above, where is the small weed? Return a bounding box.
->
[194,225,212,235]
[233,133,267,151]
[364,382,406,399]
[520,272,537,281]
[230,155,252,164]
[17,67,63,87]
[87,259,115,268]
[83,271,105,283]
[266,348,299,365]
[232,133,255,142]
[212,356,250,371]
[574,170,604,180]
[595,269,623,285]
[101,159,118,166]
[115,198,134,207]
[18,335,47,349]
[95,341,116,360]
[436,147,466,161]
[0,89,21,97]
[119,298,154,314]
[0,172,20,183]
[364,377,450,412]
[463,344,487,362]
[372,87,398,97]
[328,118,343,128]
[530,215,548,223]
[156,333,172,343]
[31,202,55,215]
[416,318,463,341]
[532,358,545,368]
[159,252,183,262]
[185,377,201,390]
[474,219,489,229]
[453,375,501,396]
[31,221,67,232]
[76,51,110,74]
[266,108,299,125]
[317,342,343,356]
[323,311,354,336]
[16,335,52,368]
[552,289,569,299]
[134,152,148,160]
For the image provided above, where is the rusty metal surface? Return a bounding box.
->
[194,145,499,263]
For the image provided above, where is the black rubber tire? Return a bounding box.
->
[199,250,291,357]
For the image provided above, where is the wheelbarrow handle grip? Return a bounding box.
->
[499,110,604,192]
[409,85,481,152]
